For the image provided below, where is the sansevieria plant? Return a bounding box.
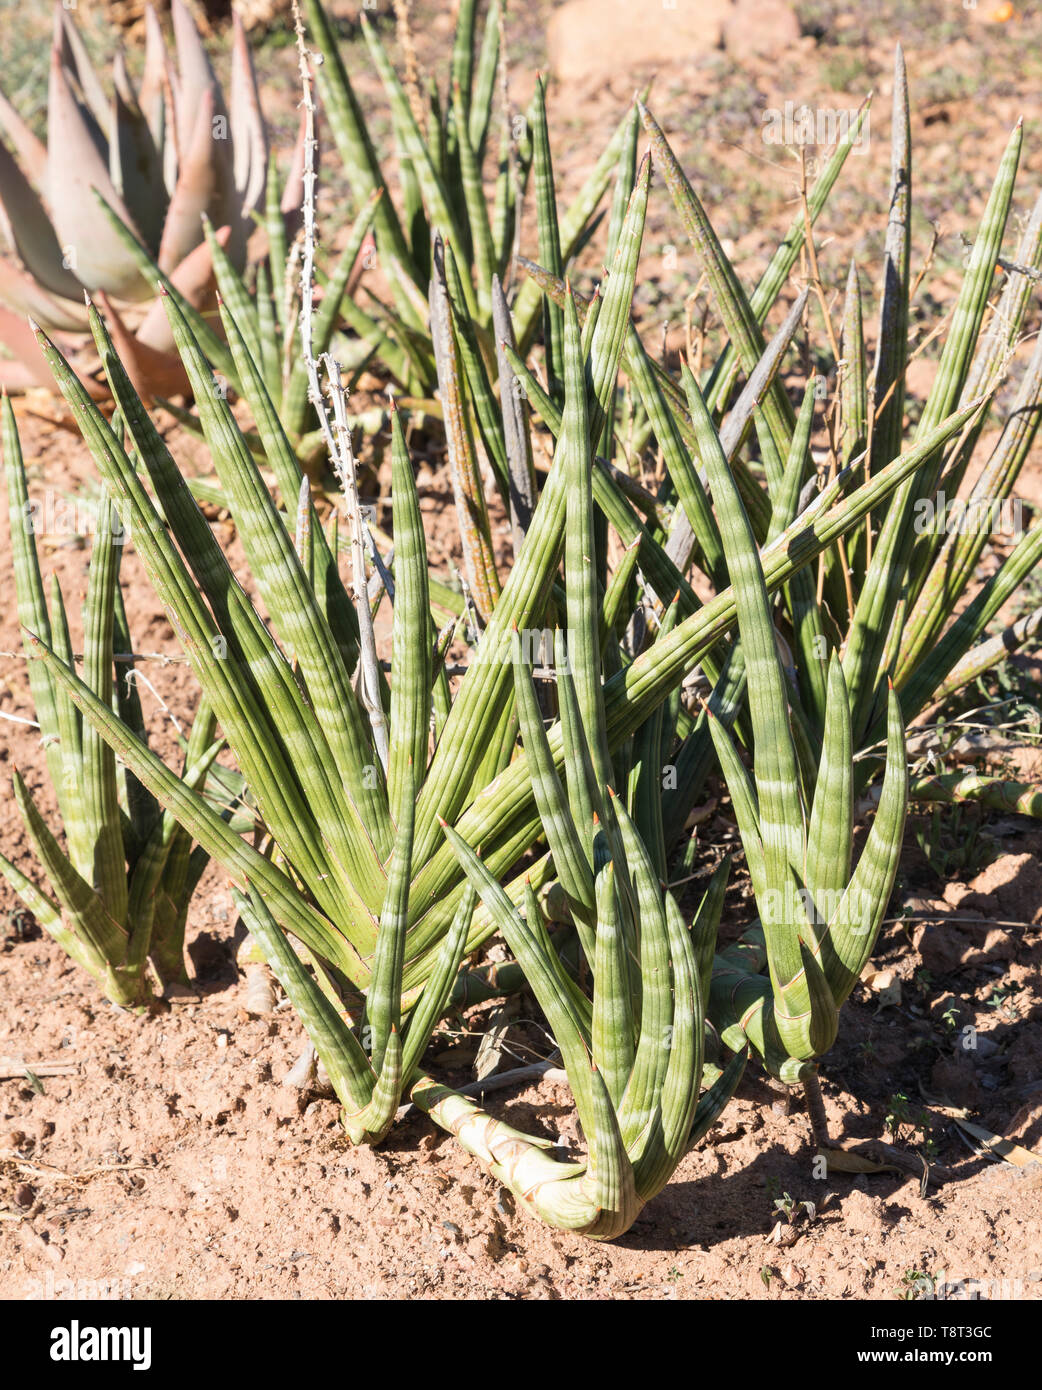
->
[13,56,1002,1232]
[299,0,638,390]
[686,368,909,1089]
[424,291,747,1237]
[587,62,1040,1134]
[0,396,219,1007]
[634,57,1042,824]
[18,152,658,1137]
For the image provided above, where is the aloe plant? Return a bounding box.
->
[0,0,275,399]
[0,396,221,1008]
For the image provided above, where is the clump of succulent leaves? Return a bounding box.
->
[130,0,641,476]
[10,10,1042,1235]
[25,118,968,1237]
[0,0,278,400]
[299,0,639,394]
[0,396,232,1008]
[616,52,1042,1094]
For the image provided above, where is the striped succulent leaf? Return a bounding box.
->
[0,396,217,1007]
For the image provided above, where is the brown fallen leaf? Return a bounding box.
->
[816,1147,900,1175]
[952,1117,1042,1168]
[861,965,902,1009]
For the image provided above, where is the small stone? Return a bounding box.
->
[914,919,1015,975]
[547,0,732,85]
[842,1187,885,1236]
[723,0,800,59]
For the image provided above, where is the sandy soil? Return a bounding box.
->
[1,872,1040,1300]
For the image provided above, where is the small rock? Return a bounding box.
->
[960,853,1042,925]
[966,2,1017,25]
[914,918,1016,975]
[862,966,902,1008]
[547,0,731,85]
[723,0,800,58]
[1008,1033,1042,1091]
[842,1187,885,1236]
[14,1182,35,1208]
